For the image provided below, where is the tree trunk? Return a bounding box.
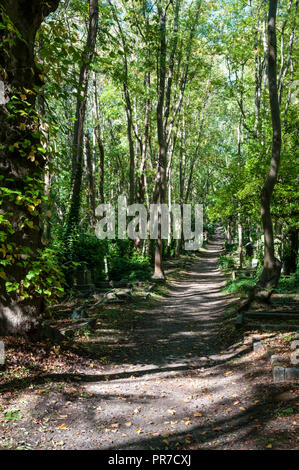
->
[152,3,168,280]
[257,0,282,295]
[237,211,243,269]
[124,81,135,205]
[239,0,282,311]
[93,77,105,205]
[137,72,151,204]
[237,121,243,268]
[0,0,60,336]
[226,221,232,245]
[110,1,135,205]
[67,0,98,230]
[96,128,105,205]
[85,132,96,225]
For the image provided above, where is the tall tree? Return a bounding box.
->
[238,0,283,312]
[256,0,282,297]
[0,0,60,336]
[152,1,169,279]
[67,0,99,230]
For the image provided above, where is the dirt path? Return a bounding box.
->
[1,230,298,450]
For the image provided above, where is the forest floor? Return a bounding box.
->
[0,230,298,450]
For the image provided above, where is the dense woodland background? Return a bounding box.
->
[0,0,298,337]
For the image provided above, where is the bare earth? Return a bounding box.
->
[0,230,298,450]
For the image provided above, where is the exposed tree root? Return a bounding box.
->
[237,259,282,314]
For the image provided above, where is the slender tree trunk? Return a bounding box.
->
[110,1,135,204]
[0,0,60,337]
[239,0,282,311]
[37,75,52,244]
[123,81,135,205]
[67,0,98,230]
[43,166,52,243]
[96,128,105,205]
[153,3,168,280]
[257,0,282,294]
[93,77,105,204]
[137,72,151,204]
[184,94,208,203]
[175,125,186,258]
[237,211,243,269]
[237,121,243,268]
[226,222,232,245]
[85,132,96,225]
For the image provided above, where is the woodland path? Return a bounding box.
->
[1,229,297,450]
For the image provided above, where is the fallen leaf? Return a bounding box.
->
[193,412,202,417]
[58,424,67,430]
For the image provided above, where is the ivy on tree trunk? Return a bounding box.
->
[0,0,60,337]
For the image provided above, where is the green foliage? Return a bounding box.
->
[3,247,65,301]
[67,232,107,273]
[107,241,151,282]
[2,0,298,313]
[219,255,236,269]
[223,241,236,253]
[275,268,299,293]
[223,277,256,294]
[56,228,107,285]
[204,222,217,235]
[274,407,295,418]
[52,229,152,287]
